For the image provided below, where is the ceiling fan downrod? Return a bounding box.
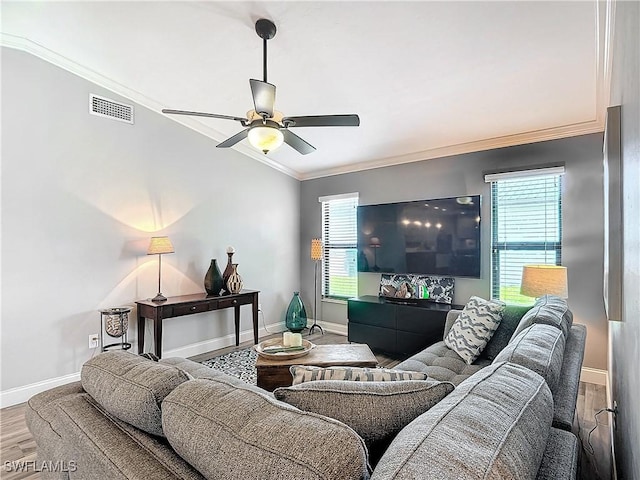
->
[255,19,276,84]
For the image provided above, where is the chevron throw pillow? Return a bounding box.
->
[444,296,506,364]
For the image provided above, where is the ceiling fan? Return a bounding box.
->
[162,19,360,155]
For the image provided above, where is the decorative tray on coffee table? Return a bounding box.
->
[254,338,315,360]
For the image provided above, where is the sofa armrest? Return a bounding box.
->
[552,324,587,431]
[443,310,462,338]
[53,393,204,480]
[536,427,579,480]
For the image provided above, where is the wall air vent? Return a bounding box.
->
[89,94,134,124]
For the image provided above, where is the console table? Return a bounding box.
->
[136,290,259,358]
[347,295,463,355]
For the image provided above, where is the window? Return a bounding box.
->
[320,193,359,299]
[486,167,564,304]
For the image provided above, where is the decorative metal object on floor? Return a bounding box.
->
[285,291,307,333]
[201,347,257,385]
[100,307,132,351]
[204,258,224,296]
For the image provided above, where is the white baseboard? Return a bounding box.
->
[164,323,286,359]
[0,323,286,409]
[313,320,348,336]
[580,367,608,385]
[0,372,81,409]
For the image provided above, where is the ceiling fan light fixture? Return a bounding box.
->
[248,125,283,154]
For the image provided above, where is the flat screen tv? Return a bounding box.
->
[357,195,481,278]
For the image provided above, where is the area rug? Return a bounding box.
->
[201,347,257,385]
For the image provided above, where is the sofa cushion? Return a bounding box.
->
[275,379,453,468]
[162,378,369,480]
[444,296,506,364]
[511,295,573,341]
[394,341,491,385]
[493,324,566,394]
[160,356,273,397]
[372,362,554,480]
[289,365,428,384]
[274,379,453,445]
[481,304,533,360]
[81,351,190,437]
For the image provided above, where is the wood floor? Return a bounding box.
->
[1,332,612,479]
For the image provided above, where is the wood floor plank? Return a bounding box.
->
[1,332,611,480]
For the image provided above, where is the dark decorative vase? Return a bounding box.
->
[222,250,235,294]
[227,264,243,294]
[285,292,307,333]
[204,259,224,296]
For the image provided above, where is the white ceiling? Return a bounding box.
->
[1,1,607,180]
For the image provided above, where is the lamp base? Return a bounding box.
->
[152,293,167,302]
[308,322,324,335]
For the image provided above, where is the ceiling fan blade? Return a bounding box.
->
[249,79,276,118]
[216,129,249,148]
[282,129,316,155]
[282,114,360,128]
[162,109,247,124]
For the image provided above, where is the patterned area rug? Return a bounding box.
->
[201,347,257,385]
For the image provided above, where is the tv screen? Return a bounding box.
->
[357,195,481,278]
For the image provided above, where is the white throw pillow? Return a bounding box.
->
[444,296,505,364]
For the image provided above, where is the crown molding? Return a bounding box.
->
[0,34,301,180]
[300,119,604,180]
[3,32,606,183]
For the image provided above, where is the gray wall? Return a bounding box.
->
[301,133,608,370]
[1,48,299,391]
[608,1,640,478]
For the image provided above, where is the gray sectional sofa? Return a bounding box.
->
[26,295,586,480]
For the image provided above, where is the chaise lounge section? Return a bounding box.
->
[395,295,586,430]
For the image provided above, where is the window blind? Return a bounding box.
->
[320,193,358,299]
[489,172,563,304]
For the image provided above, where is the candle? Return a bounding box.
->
[290,333,303,347]
[283,332,293,347]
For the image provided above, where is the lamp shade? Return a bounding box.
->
[248,125,284,154]
[520,265,568,298]
[147,236,175,255]
[311,238,323,261]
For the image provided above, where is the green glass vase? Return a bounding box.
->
[285,292,307,333]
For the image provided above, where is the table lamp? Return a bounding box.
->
[309,238,324,334]
[520,265,568,299]
[147,236,175,302]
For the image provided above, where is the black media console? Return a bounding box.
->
[347,295,464,355]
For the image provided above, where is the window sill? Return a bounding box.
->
[321,297,348,305]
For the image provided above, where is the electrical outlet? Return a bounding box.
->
[88,333,100,349]
[258,303,262,312]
